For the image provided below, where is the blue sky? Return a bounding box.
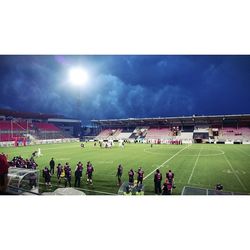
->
[0,55,250,124]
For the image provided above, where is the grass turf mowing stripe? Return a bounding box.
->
[234,147,250,157]
[221,152,247,191]
[143,144,191,180]
[187,146,202,184]
[216,144,247,191]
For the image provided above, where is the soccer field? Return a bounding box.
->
[2,142,250,195]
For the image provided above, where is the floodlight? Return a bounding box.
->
[68,67,88,86]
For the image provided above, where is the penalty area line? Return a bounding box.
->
[143,144,192,180]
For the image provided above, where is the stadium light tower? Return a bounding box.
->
[68,67,89,123]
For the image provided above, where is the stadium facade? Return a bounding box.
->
[90,114,250,144]
[0,108,81,146]
[1,108,250,146]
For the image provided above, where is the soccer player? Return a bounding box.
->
[49,157,55,175]
[42,167,51,187]
[128,169,134,185]
[37,148,42,157]
[86,161,94,185]
[154,169,162,195]
[56,163,63,184]
[31,150,38,158]
[166,170,174,184]
[162,179,172,195]
[136,167,144,186]
[116,164,123,186]
[0,153,9,193]
[64,163,72,187]
[75,161,83,187]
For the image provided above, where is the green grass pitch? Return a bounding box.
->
[1,142,250,195]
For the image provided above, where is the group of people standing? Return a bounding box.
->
[154,169,175,195]
[116,165,144,187]
[116,164,175,195]
[42,158,94,188]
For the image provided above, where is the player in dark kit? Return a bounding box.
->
[86,161,94,185]
[49,157,55,175]
[56,163,63,184]
[116,164,123,186]
[75,161,83,187]
[136,167,144,186]
[128,169,134,185]
[154,169,162,195]
[42,167,51,187]
[166,170,174,184]
[64,163,72,187]
[162,179,172,195]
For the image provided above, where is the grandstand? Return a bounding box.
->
[92,114,250,144]
[0,108,81,146]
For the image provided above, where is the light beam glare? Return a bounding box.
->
[68,67,88,86]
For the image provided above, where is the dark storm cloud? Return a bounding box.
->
[0,55,250,124]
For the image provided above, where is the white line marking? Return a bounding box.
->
[222,153,247,191]
[143,149,174,155]
[215,144,247,191]
[143,144,192,180]
[144,148,224,157]
[187,146,202,184]
[206,189,208,195]
[181,186,186,195]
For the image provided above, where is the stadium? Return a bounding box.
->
[1,107,250,195]
[1,55,250,195]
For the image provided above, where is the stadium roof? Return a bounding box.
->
[91,114,250,127]
[0,108,65,120]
